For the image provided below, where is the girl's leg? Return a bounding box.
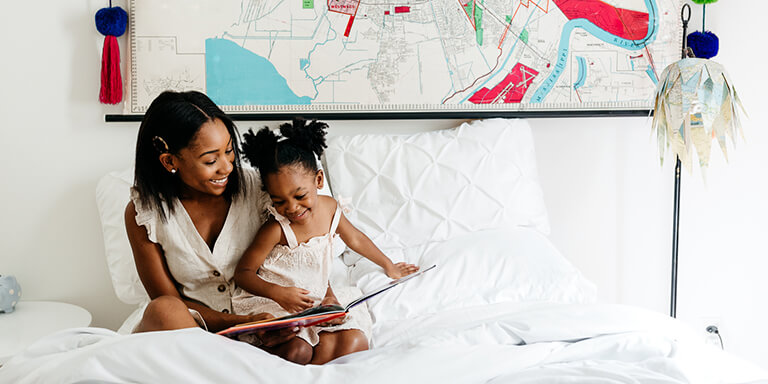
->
[262,337,313,365]
[309,329,368,365]
[134,295,198,333]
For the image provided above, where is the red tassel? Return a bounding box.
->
[99,35,122,104]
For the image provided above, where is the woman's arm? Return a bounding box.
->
[124,202,266,332]
[335,210,419,279]
[234,221,315,313]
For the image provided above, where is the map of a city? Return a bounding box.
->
[127,0,682,113]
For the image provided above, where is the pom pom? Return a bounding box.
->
[687,31,719,59]
[95,7,128,37]
[691,0,718,4]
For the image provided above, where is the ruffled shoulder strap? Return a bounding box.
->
[239,167,272,225]
[129,187,161,243]
[329,200,342,234]
[266,206,299,248]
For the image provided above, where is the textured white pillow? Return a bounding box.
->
[349,227,597,324]
[95,163,336,305]
[96,168,148,305]
[324,118,549,253]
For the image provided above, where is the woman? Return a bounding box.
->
[124,90,295,349]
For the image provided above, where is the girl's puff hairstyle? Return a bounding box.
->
[241,118,328,185]
[133,90,245,221]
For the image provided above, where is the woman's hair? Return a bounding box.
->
[241,118,328,185]
[133,90,245,221]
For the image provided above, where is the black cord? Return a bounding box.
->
[706,325,724,350]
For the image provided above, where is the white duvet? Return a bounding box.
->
[1,302,765,384]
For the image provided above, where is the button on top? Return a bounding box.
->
[212,270,221,277]
[217,284,226,292]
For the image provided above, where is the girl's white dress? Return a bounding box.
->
[232,202,372,346]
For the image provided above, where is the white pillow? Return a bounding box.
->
[324,118,549,254]
[349,227,597,324]
[96,168,148,305]
[95,163,337,305]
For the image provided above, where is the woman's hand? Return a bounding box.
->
[318,295,346,326]
[385,262,420,279]
[271,286,314,313]
[243,313,300,347]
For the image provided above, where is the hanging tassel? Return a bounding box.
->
[95,4,128,104]
[100,35,122,103]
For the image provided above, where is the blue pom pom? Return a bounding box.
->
[95,6,128,37]
[687,31,719,59]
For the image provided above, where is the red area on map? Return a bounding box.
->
[329,0,361,37]
[328,0,360,15]
[553,0,649,41]
[395,6,411,13]
[469,63,539,104]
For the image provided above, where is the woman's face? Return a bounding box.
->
[172,118,235,198]
[265,165,323,224]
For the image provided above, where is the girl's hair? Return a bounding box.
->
[133,90,245,221]
[241,118,328,184]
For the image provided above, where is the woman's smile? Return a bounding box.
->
[210,175,229,188]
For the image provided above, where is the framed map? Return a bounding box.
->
[125,0,682,117]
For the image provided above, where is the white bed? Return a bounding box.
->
[1,119,766,383]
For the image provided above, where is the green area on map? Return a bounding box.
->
[303,0,313,8]
[520,29,529,44]
[463,1,483,45]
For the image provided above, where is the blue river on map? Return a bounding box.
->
[529,0,658,103]
[205,38,311,106]
[574,56,587,90]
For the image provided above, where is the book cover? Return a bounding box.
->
[217,264,436,337]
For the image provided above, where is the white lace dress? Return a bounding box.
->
[232,202,372,346]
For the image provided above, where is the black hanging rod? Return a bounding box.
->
[105,109,652,122]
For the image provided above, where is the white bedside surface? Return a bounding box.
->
[0,301,92,364]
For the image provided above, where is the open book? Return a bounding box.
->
[217,264,436,338]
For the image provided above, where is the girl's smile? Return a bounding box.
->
[265,165,325,225]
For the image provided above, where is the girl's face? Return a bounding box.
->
[162,118,235,198]
[265,164,324,224]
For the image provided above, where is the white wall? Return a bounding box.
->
[1,0,766,370]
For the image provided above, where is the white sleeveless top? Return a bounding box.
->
[232,200,372,346]
[130,167,271,314]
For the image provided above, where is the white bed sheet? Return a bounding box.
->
[1,302,765,384]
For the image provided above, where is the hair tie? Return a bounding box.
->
[152,136,170,153]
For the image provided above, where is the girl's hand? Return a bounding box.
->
[318,296,346,326]
[385,262,419,279]
[272,286,314,313]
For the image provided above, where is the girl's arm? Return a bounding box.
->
[234,220,315,313]
[125,202,267,332]
[336,209,419,279]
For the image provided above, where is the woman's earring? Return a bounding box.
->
[171,169,177,174]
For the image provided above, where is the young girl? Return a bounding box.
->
[233,119,419,365]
